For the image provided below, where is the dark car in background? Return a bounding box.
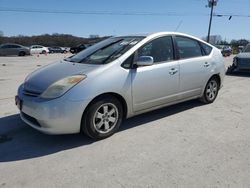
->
[215,45,232,57]
[0,43,30,56]
[70,44,90,54]
[227,43,250,74]
[48,46,66,53]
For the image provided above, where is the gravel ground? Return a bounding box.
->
[0,54,250,188]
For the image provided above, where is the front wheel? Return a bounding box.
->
[81,95,123,139]
[200,77,219,104]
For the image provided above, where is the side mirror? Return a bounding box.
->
[135,56,154,67]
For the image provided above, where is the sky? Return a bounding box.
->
[0,0,249,41]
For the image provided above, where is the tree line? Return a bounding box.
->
[0,33,110,47]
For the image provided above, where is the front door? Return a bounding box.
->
[132,36,180,112]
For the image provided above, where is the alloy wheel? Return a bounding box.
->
[93,103,119,134]
[206,80,218,101]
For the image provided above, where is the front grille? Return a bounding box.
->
[23,89,41,97]
[21,112,41,127]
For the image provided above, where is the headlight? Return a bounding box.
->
[40,75,86,99]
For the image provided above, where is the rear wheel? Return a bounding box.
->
[81,95,123,139]
[200,77,219,104]
[18,51,25,56]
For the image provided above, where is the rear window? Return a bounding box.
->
[200,42,213,55]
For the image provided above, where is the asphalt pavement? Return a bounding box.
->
[0,54,250,188]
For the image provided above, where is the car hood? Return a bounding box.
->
[236,52,250,59]
[23,60,99,94]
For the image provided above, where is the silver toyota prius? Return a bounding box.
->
[16,32,225,139]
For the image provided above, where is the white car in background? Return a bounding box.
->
[30,45,49,54]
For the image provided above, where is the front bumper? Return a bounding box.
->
[16,85,91,134]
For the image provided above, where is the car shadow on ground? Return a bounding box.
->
[0,100,203,162]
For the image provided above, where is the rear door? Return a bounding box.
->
[0,45,10,55]
[131,36,180,112]
[174,36,212,99]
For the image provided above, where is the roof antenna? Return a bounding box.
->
[175,20,183,31]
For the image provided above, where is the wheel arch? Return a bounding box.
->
[210,74,221,88]
[201,73,222,97]
[80,92,128,129]
[18,51,26,56]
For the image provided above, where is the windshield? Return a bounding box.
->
[244,45,250,52]
[65,36,144,64]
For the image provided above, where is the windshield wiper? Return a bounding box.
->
[64,57,76,62]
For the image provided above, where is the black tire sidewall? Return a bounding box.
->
[19,51,25,56]
[203,77,219,103]
[82,96,123,139]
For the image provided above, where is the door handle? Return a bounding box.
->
[204,62,210,67]
[169,68,178,75]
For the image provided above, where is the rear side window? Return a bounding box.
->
[137,36,174,63]
[200,42,213,55]
[175,36,202,59]
[1,45,10,49]
[10,45,21,48]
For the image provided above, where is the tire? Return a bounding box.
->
[18,51,25,56]
[200,77,219,104]
[42,50,46,54]
[226,65,236,75]
[81,95,123,140]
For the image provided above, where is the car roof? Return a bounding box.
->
[116,32,213,47]
[0,43,22,46]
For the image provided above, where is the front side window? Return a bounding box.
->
[175,36,202,59]
[137,36,174,63]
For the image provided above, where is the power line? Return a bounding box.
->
[0,7,208,16]
[0,7,249,18]
[214,13,250,18]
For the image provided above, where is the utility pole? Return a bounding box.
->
[207,0,218,43]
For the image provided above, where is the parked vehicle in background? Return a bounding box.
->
[48,46,66,53]
[227,43,250,74]
[238,46,245,53]
[16,32,225,139]
[215,45,232,57]
[0,43,30,56]
[30,45,49,54]
[61,47,70,53]
[70,44,90,54]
